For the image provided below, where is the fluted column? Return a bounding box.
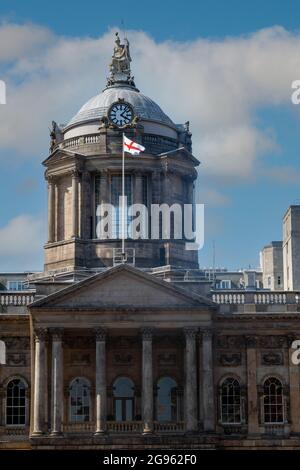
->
[95,328,107,435]
[162,167,172,205]
[151,170,161,204]
[142,328,154,434]
[71,171,79,239]
[245,335,259,435]
[50,329,63,436]
[201,329,215,431]
[81,171,92,239]
[134,172,144,204]
[99,170,109,205]
[48,178,55,243]
[32,328,47,436]
[184,327,198,432]
[54,181,59,241]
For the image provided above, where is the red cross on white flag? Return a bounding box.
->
[123,135,145,155]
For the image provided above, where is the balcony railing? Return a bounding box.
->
[107,421,142,433]
[0,291,35,307]
[62,421,185,434]
[212,291,300,305]
[63,422,95,433]
[263,423,286,436]
[154,421,185,433]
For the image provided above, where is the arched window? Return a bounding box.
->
[263,377,284,424]
[156,377,178,422]
[113,377,135,421]
[6,378,27,425]
[0,340,5,364]
[69,378,91,423]
[220,378,242,424]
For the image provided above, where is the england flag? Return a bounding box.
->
[123,135,145,155]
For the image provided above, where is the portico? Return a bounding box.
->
[29,264,215,441]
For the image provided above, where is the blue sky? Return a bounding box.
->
[1,0,300,271]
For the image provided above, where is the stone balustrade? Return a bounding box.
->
[0,292,35,306]
[60,133,178,155]
[63,422,95,433]
[212,291,300,305]
[107,421,143,433]
[154,421,185,433]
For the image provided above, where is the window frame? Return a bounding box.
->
[262,377,285,425]
[219,377,243,425]
[69,377,91,424]
[5,377,28,427]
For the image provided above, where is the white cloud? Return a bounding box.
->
[0,214,45,270]
[0,24,299,181]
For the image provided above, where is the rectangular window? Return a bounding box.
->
[95,174,133,239]
[111,175,133,238]
[7,281,26,291]
[220,280,231,289]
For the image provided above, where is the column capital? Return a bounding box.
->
[50,328,64,341]
[34,328,48,342]
[71,169,80,179]
[245,335,257,348]
[141,327,154,341]
[199,328,213,340]
[47,175,56,185]
[183,327,198,340]
[95,328,107,341]
[151,169,162,178]
[287,334,296,348]
[99,169,109,178]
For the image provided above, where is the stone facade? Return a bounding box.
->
[1,34,300,452]
[2,274,300,449]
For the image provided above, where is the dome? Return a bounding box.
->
[66,85,175,129]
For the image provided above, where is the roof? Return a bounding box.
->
[65,84,175,129]
[29,263,216,310]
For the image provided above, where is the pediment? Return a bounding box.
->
[30,264,214,310]
[42,148,85,167]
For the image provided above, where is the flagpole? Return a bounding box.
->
[121,132,125,262]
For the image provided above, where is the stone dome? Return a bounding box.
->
[66,84,175,129]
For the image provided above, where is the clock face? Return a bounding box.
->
[108,102,134,127]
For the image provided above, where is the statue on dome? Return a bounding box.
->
[107,32,136,87]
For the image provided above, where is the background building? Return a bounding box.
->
[260,242,283,291]
[283,206,300,291]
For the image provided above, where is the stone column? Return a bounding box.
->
[134,172,144,204]
[54,181,59,242]
[71,171,79,239]
[99,170,109,205]
[245,335,259,435]
[162,168,171,205]
[81,171,92,239]
[50,329,64,436]
[48,178,55,243]
[197,333,204,428]
[95,328,107,435]
[184,327,198,432]
[201,329,215,431]
[288,335,300,433]
[142,328,154,434]
[151,170,161,204]
[32,328,47,435]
